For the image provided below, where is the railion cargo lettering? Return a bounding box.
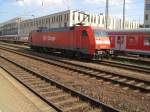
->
[43,36,56,41]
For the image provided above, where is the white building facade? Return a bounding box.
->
[144,0,150,28]
[0,10,140,38]
[0,17,23,36]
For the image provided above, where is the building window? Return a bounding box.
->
[145,14,149,20]
[52,17,54,23]
[46,18,48,24]
[88,15,90,22]
[73,13,75,20]
[64,14,66,21]
[94,16,96,23]
[60,15,62,21]
[102,18,104,24]
[66,13,69,21]
[145,25,150,28]
[91,16,93,23]
[59,16,60,22]
[98,17,100,24]
[64,22,67,27]
[54,17,56,22]
[56,16,59,22]
[49,18,51,23]
[39,20,41,25]
[146,4,150,10]
[144,37,150,46]
[78,13,80,21]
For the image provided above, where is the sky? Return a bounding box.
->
[0,0,144,23]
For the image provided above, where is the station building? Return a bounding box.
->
[144,0,150,28]
[0,17,23,36]
[0,10,140,38]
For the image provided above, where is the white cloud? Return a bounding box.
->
[84,0,105,4]
[85,0,132,7]
[16,0,72,8]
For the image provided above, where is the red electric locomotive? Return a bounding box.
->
[108,29,150,57]
[29,26,113,59]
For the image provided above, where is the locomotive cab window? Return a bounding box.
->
[144,37,150,46]
[93,29,108,38]
[82,30,88,37]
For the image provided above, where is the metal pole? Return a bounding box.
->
[105,0,109,29]
[41,0,44,6]
[31,15,35,30]
[18,18,20,39]
[123,0,125,29]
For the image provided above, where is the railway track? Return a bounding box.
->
[111,56,150,66]
[0,42,150,73]
[0,55,119,112]
[0,46,150,93]
[97,60,150,74]
[0,42,150,74]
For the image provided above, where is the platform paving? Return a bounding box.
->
[0,67,56,112]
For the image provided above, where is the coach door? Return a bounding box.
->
[74,29,81,50]
[116,35,126,51]
[75,29,89,54]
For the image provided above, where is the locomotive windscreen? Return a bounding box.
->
[93,29,108,38]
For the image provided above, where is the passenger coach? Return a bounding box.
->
[108,29,150,56]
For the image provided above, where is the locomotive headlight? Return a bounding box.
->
[98,51,103,54]
[109,50,114,54]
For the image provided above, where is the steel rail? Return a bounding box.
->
[0,55,119,112]
[0,43,150,74]
[0,46,150,93]
[96,60,150,74]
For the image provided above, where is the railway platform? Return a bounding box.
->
[0,67,56,112]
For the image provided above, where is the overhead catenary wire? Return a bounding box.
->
[105,0,109,29]
[123,0,125,29]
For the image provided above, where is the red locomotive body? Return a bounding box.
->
[108,29,150,56]
[29,26,113,59]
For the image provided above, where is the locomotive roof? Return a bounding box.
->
[107,28,150,33]
[34,27,72,32]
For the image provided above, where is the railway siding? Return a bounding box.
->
[0,47,149,92]
[0,56,119,112]
[0,46,150,111]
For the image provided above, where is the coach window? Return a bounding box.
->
[82,30,88,37]
[128,36,138,45]
[144,37,150,46]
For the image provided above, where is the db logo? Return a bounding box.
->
[43,36,47,40]
[43,36,56,41]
